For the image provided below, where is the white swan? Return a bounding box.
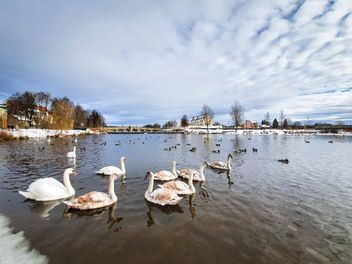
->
[73,137,78,143]
[158,168,195,195]
[95,156,126,176]
[19,168,77,201]
[63,174,118,210]
[153,160,177,181]
[178,161,208,182]
[145,172,182,206]
[66,146,76,158]
[208,154,233,171]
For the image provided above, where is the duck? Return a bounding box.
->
[328,140,333,143]
[212,149,220,153]
[18,168,77,201]
[144,172,182,206]
[95,156,126,176]
[153,161,178,181]
[66,146,76,158]
[190,147,197,152]
[159,169,195,195]
[252,148,258,152]
[278,159,289,164]
[178,161,208,182]
[63,174,118,210]
[208,154,233,171]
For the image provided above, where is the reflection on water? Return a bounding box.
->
[0,134,352,263]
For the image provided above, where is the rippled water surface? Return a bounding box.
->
[1,134,352,263]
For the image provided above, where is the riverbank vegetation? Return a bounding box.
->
[5,91,106,130]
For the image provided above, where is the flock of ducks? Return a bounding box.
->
[19,138,234,210]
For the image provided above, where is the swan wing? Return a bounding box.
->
[210,161,226,168]
[160,180,191,194]
[154,170,177,181]
[145,188,182,205]
[25,178,68,201]
[64,191,113,210]
[179,169,201,180]
[96,166,122,175]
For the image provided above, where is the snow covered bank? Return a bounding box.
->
[0,214,48,264]
[3,128,94,138]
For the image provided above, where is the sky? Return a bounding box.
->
[0,0,352,125]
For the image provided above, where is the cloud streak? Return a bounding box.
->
[0,0,351,124]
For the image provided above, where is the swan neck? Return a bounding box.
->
[172,162,177,176]
[109,178,117,201]
[227,157,232,169]
[147,173,154,193]
[188,171,195,192]
[120,158,126,174]
[63,171,74,195]
[200,164,206,181]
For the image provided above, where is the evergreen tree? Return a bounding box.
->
[272,118,279,128]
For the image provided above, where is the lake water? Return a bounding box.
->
[0,134,351,263]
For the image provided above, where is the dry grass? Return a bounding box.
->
[0,131,16,141]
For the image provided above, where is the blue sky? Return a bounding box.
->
[0,0,351,125]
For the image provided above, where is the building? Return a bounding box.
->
[242,120,258,129]
[0,103,7,129]
[189,115,213,126]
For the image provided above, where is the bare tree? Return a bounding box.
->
[279,110,285,128]
[74,104,88,129]
[230,101,245,130]
[264,112,270,126]
[200,104,214,134]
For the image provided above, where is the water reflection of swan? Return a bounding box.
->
[63,174,118,210]
[95,156,126,176]
[145,200,183,227]
[64,204,123,232]
[28,200,62,219]
[188,194,196,219]
[19,168,77,201]
[145,172,182,206]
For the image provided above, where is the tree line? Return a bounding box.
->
[162,102,299,129]
[6,91,106,129]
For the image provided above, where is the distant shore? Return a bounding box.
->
[1,127,352,140]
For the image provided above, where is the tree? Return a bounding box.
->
[6,91,37,126]
[180,114,189,127]
[264,112,270,126]
[283,118,288,129]
[74,104,88,129]
[200,104,214,134]
[272,118,279,128]
[162,120,177,129]
[279,110,285,128]
[50,97,75,130]
[35,92,51,109]
[87,110,106,128]
[230,101,245,129]
[293,121,302,128]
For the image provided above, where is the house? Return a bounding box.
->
[0,103,7,129]
[242,120,258,129]
[189,115,213,126]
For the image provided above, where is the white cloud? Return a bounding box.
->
[0,0,351,124]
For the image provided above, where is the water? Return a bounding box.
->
[0,134,351,263]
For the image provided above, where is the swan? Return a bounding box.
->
[73,137,78,143]
[18,168,77,201]
[145,172,182,206]
[178,161,208,182]
[208,154,233,171]
[66,146,76,158]
[153,161,177,181]
[158,168,195,195]
[95,156,126,176]
[63,174,118,210]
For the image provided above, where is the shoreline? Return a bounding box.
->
[1,128,352,140]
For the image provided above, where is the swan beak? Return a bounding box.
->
[145,172,150,179]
